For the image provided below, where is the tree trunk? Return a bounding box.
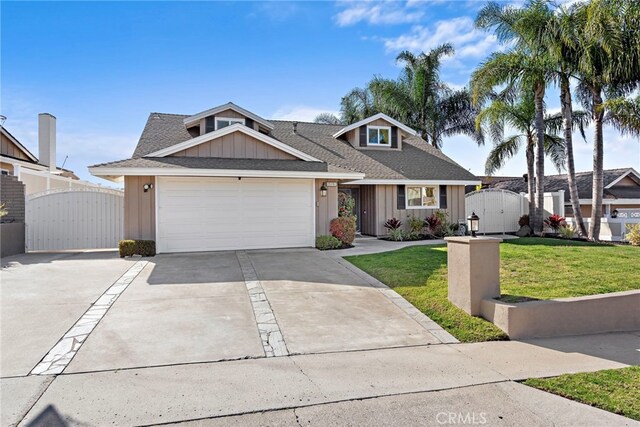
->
[533,82,546,235]
[589,87,605,241]
[526,136,536,224]
[560,74,587,237]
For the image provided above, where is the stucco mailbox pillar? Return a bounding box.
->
[444,236,502,316]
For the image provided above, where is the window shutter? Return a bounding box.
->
[359,125,367,147]
[439,185,447,209]
[205,116,216,133]
[397,185,406,210]
[391,126,398,148]
[245,118,255,130]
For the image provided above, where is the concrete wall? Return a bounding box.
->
[374,185,466,236]
[172,132,295,160]
[315,179,338,236]
[1,174,25,223]
[124,176,156,240]
[481,290,640,339]
[0,223,25,257]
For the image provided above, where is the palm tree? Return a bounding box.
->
[369,44,483,148]
[473,1,555,235]
[604,96,640,136]
[313,113,342,125]
[478,90,588,222]
[573,0,640,240]
[546,2,590,236]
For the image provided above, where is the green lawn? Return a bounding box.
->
[523,367,640,421]
[344,237,639,342]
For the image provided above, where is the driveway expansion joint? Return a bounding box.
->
[29,260,148,376]
[236,251,289,357]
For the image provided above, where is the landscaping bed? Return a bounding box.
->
[344,237,639,342]
[523,367,640,421]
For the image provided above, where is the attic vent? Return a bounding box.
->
[292,122,298,134]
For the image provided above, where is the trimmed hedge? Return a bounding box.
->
[329,216,356,245]
[316,235,342,250]
[119,240,156,257]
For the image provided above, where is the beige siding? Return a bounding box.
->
[0,161,14,174]
[315,179,338,236]
[171,132,296,160]
[1,133,33,161]
[124,176,156,240]
[613,176,639,187]
[374,184,466,236]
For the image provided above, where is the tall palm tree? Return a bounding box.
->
[478,90,588,222]
[574,0,640,240]
[369,44,483,148]
[473,1,555,235]
[546,2,590,236]
[604,96,640,136]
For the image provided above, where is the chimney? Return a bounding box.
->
[38,113,56,171]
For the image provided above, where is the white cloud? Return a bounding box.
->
[271,105,340,122]
[334,0,425,26]
[384,16,498,60]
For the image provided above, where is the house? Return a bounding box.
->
[90,102,479,253]
[1,113,87,195]
[486,168,640,218]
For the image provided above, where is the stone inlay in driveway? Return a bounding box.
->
[236,251,289,357]
[30,260,147,375]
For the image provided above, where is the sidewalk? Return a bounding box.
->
[12,331,636,426]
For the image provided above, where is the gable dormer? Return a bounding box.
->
[183,102,274,137]
[332,113,418,151]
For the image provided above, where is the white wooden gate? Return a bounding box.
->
[465,189,526,234]
[26,188,124,251]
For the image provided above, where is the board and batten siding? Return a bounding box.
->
[124,176,156,240]
[1,133,32,162]
[315,179,338,236]
[171,132,296,160]
[373,184,466,236]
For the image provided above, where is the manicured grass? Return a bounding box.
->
[344,237,639,342]
[523,367,640,421]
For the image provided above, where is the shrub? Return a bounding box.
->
[626,223,640,246]
[330,216,356,245]
[408,215,425,235]
[557,224,576,239]
[424,214,441,233]
[388,228,404,241]
[544,214,566,231]
[119,240,156,257]
[315,235,342,250]
[518,214,530,227]
[383,217,402,230]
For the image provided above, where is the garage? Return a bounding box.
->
[156,177,315,253]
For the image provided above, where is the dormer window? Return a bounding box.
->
[367,126,391,146]
[215,117,245,130]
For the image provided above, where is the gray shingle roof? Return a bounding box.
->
[91,157,352,173]
[99,112,478,181]
[489,168,640,201]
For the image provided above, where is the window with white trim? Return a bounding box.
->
[406,186,439,208]
[367,126,391,145]
[215,117,245,130]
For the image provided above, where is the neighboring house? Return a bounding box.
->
[0,113,92,195]
[90,102,479,253]
[486,168,640,218]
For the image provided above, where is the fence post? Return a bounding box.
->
[557,190,565,217]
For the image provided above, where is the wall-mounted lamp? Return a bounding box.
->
[143,183,154,193]
[467,212,480,237]
[320,183,328,197]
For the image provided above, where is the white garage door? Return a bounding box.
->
[157,177,315,253]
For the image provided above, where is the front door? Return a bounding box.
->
[338,187,361,232]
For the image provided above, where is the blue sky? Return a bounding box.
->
[2,0,638,185]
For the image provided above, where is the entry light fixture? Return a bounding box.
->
[320,183,328,197]
[467,212,480,237]
[143,183,154,193]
